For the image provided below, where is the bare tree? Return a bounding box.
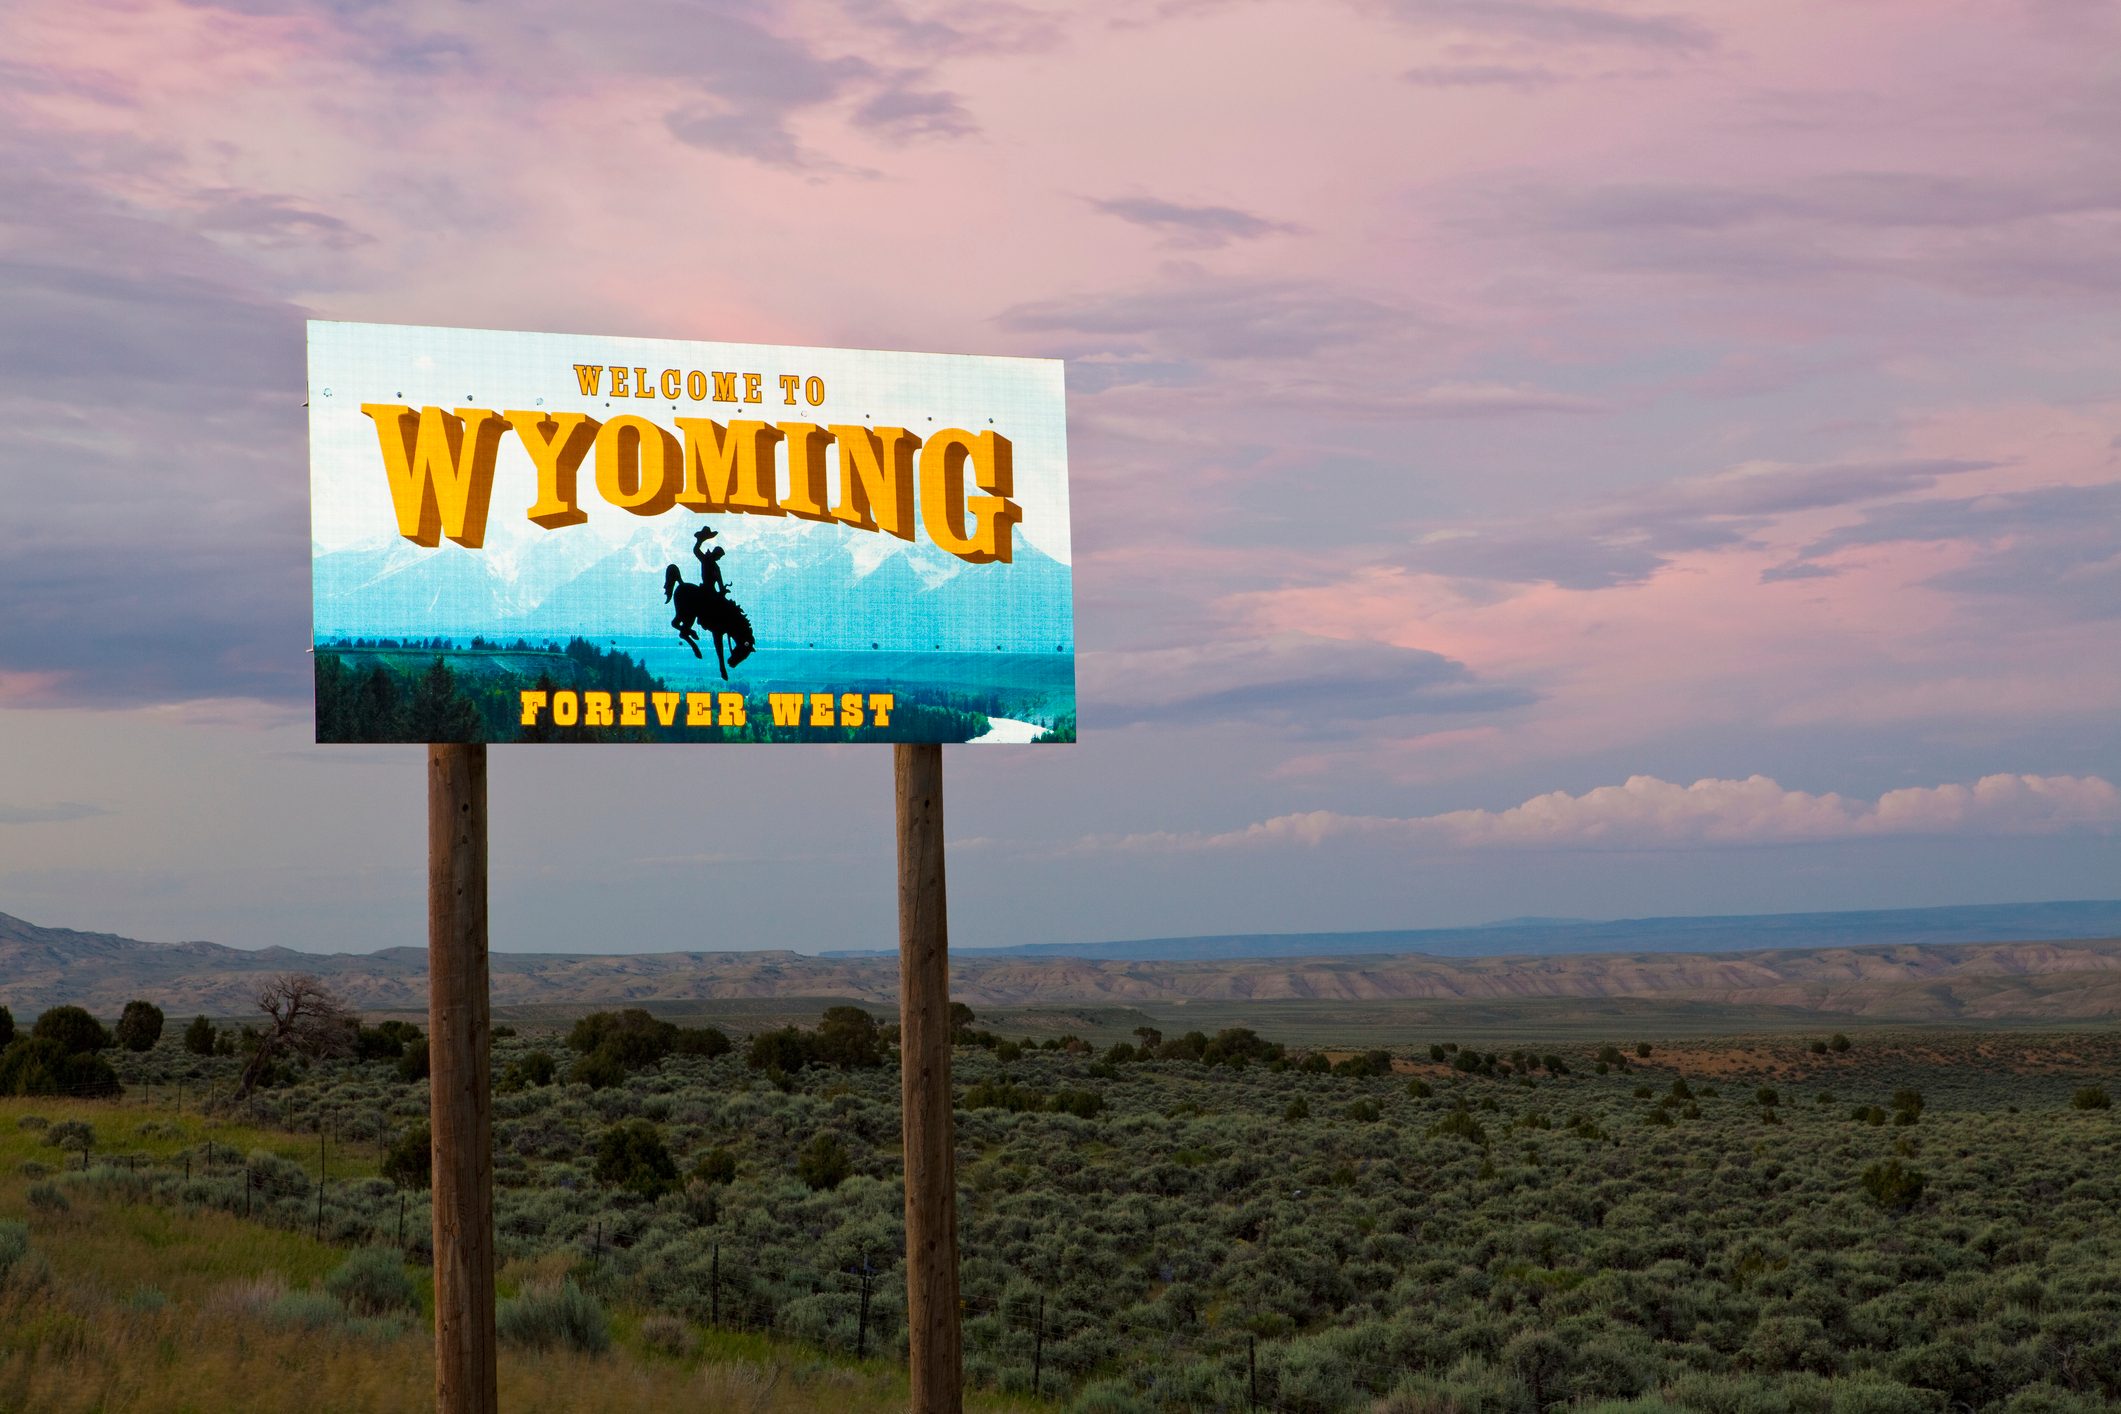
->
[236,973,355,1098]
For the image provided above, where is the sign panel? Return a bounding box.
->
[307,322,1074,744]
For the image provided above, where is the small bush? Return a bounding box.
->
[26,1181,69,1214]
[1428,1109,1488,1146]
[797,1133,853,1191]
[2070,1086,2110,1111]
[1406,1078,1433,1099]
[382,1123,431,1190]
[692,1147,738,1185]
[267,1290,345,1331]
[0,1221,27,1280]
[498,1278,610,1354]
[325,1247,417,1316]
[44,1119,93,1155]
[595,1120,679,1199]
[639,1313,695,1358]
[1860,1158,1927,1213]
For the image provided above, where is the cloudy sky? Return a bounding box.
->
[1,0,2115,954]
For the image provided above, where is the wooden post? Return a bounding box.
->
[896,742,961,1414]
[428,743,496,1414]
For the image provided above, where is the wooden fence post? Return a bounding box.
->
[896,742,961,1414]
[429,743,496,1414]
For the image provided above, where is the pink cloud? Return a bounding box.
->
[1078,772,2121,853]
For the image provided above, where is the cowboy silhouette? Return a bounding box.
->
[692,525,728,598]
[662,523,756,680]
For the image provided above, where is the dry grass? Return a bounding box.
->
[0,1096,1046,1413]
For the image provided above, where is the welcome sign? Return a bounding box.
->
[307,322,1074,745]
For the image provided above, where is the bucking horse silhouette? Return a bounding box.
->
[664,525,756,680]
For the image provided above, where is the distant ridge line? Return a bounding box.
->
[821,900,2121,962]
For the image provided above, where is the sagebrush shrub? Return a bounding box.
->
[497,1278,610,1354]
[324,1246,417,1316]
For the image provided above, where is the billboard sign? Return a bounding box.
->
[307,322,1073,745]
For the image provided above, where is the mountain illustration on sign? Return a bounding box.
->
[662,524,757,680]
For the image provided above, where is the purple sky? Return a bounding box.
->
[0,0,2115,954]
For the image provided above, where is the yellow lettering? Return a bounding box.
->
[780,422,835,522]
[778,374,801,406]
[717,692,746,726]
[769,693,803,727]
[361,403,508,548]
[919,429,1019,563]
[633,367,654,399]
[652,692,680,726]
[809,692,835,726]
[685,692,715,726]
[552,691,579,726]
[572,365,604,396]
[743,372,762,403]
[867,692,894,727]
[610,367,630,396]
[829,425,918,540]
[518,690,547,726]
[584,692,613,727]
[619,691,646,727]
[840,692,864,727]
[594,415,681,516]
[805,376,825,407]
[659,368,682,400]
[673,418,783,513]
[504,410,599,529]
[686,370,708,401]
[712,371,739,403]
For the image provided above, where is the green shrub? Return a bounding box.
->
[1428,1109,1488,1145]
[1406,1078,1433,1098]
[1860,1158,1927,1213]
[114,1000,164,1052]
[1343,1099,1382,1123]
[2070,1086,2110,1111]
[1826,1377,1943,1414]
[0,1221,27,1280]
[567,1048,628,1090]
[32,1006,109,1053]
[325,1247,417,1315]
[498,1278,609,1354]
[796,1133,853,1191]
[1283,1099,1310,1121]
[691,1148,737,1185]
[183,1015,217,1056]
[395,1038,429,1083]
[1830,1033,1852,1052]
[267,1289,346,1331]
[382,1123,431,1190]
[594,1120,679,1199]
[44,1119,93,1157]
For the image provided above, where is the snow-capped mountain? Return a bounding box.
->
[313,517,1073,651]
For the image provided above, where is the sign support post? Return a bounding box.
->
[896,742,962,1414]
[428,743,497,1414]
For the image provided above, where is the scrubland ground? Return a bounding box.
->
[5,1023,2121,1412]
